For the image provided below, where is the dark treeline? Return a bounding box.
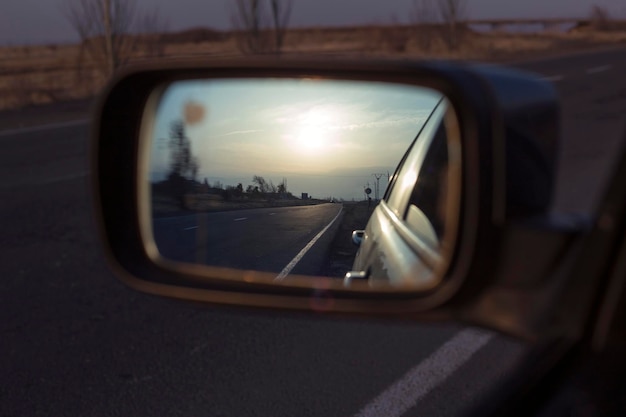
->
[155,119,297,207]
[196,175,295,201]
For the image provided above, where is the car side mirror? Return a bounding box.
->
[352,230,365,247]
[93,58,569,340]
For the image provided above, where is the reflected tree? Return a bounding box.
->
[277,179,287,193]
[252,175,272,193]
[165,120,200,205]
[246,185,260,195]
[230,183,244,198]
[246,176,292,199]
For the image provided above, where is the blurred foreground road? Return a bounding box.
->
[1,47,625,417]
[513,46,626,214]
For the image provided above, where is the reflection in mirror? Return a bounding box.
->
[143,78,461,290]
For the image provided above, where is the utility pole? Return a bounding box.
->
[372,173,384,201]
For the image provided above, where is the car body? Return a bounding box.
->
[349,97,456,288]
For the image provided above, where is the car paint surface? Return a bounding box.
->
[352,99,447,287]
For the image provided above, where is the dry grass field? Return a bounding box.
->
[1,23,626,111]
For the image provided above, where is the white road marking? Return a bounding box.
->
[542,75,564,82]
[234,217,248,222]
[184,226,199,231]
[0,171,89,189]
[0,119,89,138]
[38,171,89,185]
[269,213,276,216]
[275,207,343,281]
[354,328,494,417]
[586,65,611,74]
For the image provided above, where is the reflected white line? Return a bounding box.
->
[275,207,343,281]
[587,65,611,74]
[269,213,276,216]
[354,329,494,417]
[234,217,248,222]
[184,226,198,231]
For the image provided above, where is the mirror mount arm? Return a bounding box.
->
[344,270,370,287]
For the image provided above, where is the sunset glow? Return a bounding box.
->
[288,107,338,154]
[149,78,442,200]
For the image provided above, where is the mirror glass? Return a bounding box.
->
[143,78,461,290]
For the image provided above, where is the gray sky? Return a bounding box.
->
[2,0,626,45]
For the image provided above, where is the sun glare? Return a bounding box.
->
[290,107,336,154]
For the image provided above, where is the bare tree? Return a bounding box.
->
[231,0,269,54]
[168,120,199,182]
[277,178,287,194]
[376,14,410,53]
[137,8,170,58]
[437,0,467,50]
[411,0,437,51]
[65,0,137,78]
[231,0,293,54]
[252,175,271,193]
[590,5,613,31]
[166,120,200,204]
[270,0,293,54]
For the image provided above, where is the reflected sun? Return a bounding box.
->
[290,107,336,154]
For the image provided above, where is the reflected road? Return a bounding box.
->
[153,203,343,276]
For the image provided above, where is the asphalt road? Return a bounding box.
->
[1,47,625,417]
[153,204,343,275]
[512,46,626,214]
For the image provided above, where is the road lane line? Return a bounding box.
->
[586,65,611,74]
[40,171,89,185]
[234,217,248,222]
[0,119,89,138]
[542,75,564,82]
[275,207,343,281]
[354,328,494,417]
[184,226,199,231]
[0,171,90,189]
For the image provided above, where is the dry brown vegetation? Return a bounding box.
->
[325,201,372,277]
[1,22,626,111]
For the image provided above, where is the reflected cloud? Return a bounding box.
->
[215,129,264,138]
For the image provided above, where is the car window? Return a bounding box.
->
[383,99,449,248]
[404,118,448,244]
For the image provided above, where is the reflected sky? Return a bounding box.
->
[150,78,441,200]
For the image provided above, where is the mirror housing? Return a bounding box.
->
[352,230,365,247]
[92,58,562,339]
[480,65,560,218]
